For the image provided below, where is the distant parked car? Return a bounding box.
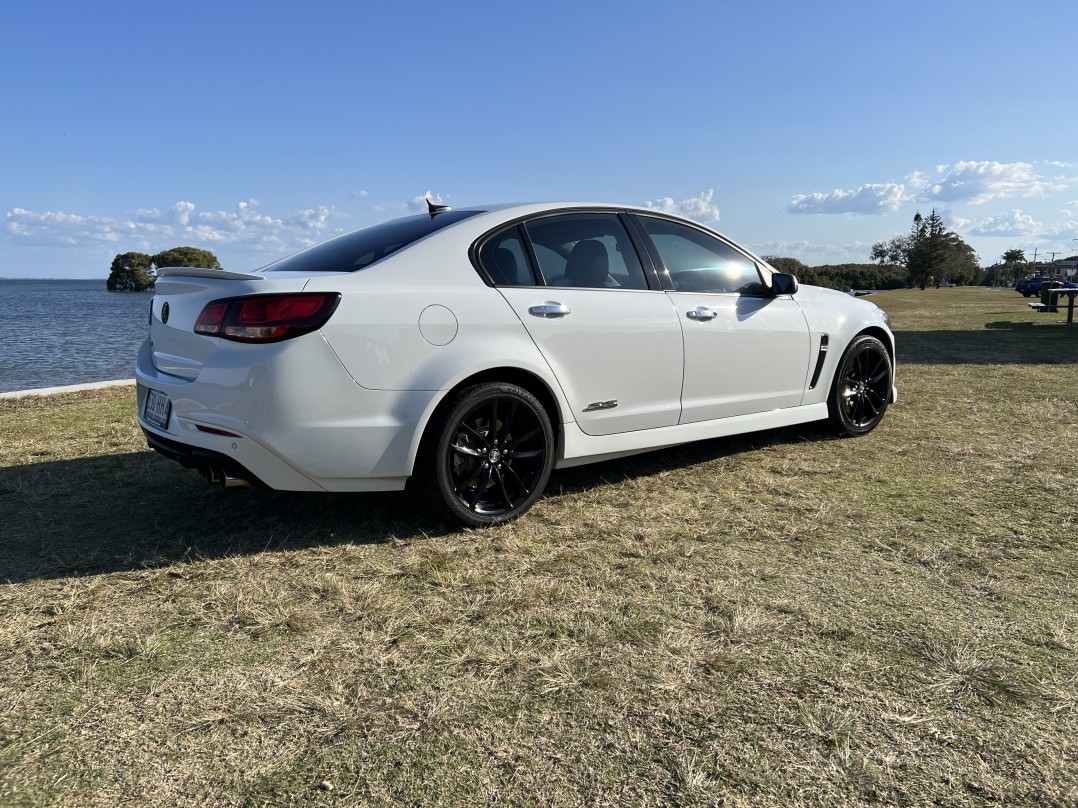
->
[136,202,897,526]
[1016,276,1057,297]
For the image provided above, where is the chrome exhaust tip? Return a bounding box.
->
[203,466,250,489]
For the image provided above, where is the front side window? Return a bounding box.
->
[637,216,765,295]
[524,214,649,290]
[262,210,481,273]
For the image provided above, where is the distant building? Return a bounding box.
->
[1036,259,1076,277]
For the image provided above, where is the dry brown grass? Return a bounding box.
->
[1,286,1077,805]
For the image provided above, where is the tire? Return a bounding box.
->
[828,335,892,437]
[422,382,554,527]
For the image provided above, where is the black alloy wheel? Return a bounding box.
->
[829,335,892,437]
[427,382,554,527]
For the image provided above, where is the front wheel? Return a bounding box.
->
[423,382,554,527]
[828,335,892,437]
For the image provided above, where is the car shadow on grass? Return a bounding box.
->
[895,326,1078,365]
[0,450,453,583]
[0,423,834,583]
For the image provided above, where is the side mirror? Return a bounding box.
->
[772,272,799,296]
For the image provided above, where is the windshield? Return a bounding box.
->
[261,210,482,273]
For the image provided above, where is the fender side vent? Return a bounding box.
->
[808,335,829,390]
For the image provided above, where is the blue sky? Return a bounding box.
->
[2,0,1076,279]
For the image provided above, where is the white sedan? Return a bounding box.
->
[136,202,896,526]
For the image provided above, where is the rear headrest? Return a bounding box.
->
[565,240,608,287]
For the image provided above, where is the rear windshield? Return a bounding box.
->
[261,210,481,273]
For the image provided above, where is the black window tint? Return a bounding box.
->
[478,227,537,286]
[524,214,649,290]
[262,210,481,273]
[639,216,765,295]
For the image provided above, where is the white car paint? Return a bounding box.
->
[135,202,896,521]
[496,286,684,435]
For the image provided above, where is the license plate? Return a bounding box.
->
[144,388,172,430]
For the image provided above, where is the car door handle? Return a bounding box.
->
[686,307,718,321]
[529,303,572,318]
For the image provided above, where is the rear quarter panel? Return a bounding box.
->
[302,234,571,426]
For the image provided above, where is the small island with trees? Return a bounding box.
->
[106,247,222,292]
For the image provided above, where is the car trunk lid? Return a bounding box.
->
[148,269,303,380]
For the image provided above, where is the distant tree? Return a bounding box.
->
[762,256,808,275]
[1001,248,1027,285]
[763,256,907,291]
[873,209,979,289]
[763,256,834,288]
[151,246,222,273]
[812,263,907,291]
[870,235,909,266]
[937,232,980,286]
[106,252,154,292]
[904,212,934,289]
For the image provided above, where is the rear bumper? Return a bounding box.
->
[134,336,425,492]
[142,428,266,488]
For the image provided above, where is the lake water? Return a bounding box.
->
[0,279,151,393]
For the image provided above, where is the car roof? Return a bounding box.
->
[452,202,661,218]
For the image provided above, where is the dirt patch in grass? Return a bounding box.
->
[1,287,1076,805]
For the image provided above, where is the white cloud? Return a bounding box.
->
[789,160,1074,218]
[6,207,173,246]
[645,189,720,223]
[787,183,908,215]
[408,190,447,212]
[920,161,1061,205]
[904,171,934,193]
[5,199,341,253]
[754,239,840,256]
[172,201,195,225]
[349,190,369,198]
[961,208,1077,238]
[751,239,868,263]
[966,209,1042,237]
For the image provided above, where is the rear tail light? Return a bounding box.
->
[194,293,341,343]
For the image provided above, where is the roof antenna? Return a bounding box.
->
[426,197,452,216]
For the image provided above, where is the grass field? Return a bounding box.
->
[1,287,1076,806]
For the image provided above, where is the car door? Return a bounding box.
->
[632,214,812,424]
[479,213,684,437]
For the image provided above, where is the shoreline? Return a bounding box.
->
[0,379,135,400]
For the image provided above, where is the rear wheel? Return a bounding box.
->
[828,335,892,436]
[423,382,554,527]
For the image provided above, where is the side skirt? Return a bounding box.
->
[555,403,829,469]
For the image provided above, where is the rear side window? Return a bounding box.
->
[262,210,481,273]
[477,227,538,286]
[525,213,649,289]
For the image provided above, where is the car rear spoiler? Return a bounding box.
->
[156,267,265,281]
